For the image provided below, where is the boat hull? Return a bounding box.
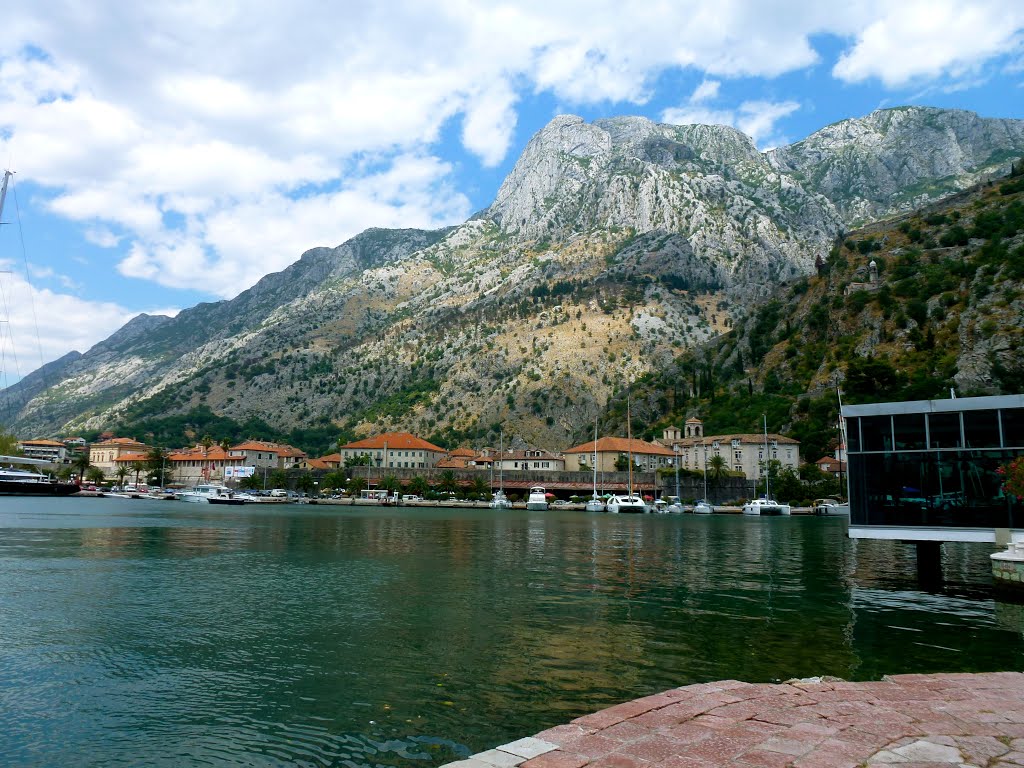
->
[0,480,80,496]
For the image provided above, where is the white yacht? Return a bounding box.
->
[178,484,246,505]
[813,498,850,516]
[526,486,548,510]
[585,496,605,513]
[584,420,605,512]
[605,493,647,514]
[692,499,714,514]
[742,497,791,516]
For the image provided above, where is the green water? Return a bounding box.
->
[1,498,1022,767]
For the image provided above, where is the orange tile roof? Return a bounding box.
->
[167,445,238,462]
[305,458,332,470]
[449,447,476,457]
[564,437,675,456]
[436,458,470,468]
[93,437,146,447]
[21,439,65,446]
[114,452,150,463]
[340,432,445,453]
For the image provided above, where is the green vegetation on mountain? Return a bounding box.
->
[628,162,1024,463]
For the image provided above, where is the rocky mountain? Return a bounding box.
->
[3,106,1024,453]
[631,163,1024,463]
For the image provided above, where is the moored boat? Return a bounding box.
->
[605,493,647,514]
[178,484,246,505]
[526,486,548,510]
[813,497,850,516]
[0,456,79,496]
[742,497,791,516]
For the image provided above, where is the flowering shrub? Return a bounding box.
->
[999,457,1024,500]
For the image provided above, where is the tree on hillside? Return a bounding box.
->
[0,429,20,455]
[845,356,904,402]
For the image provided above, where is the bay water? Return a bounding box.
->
[1,498,1021,766]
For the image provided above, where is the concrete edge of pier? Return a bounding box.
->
[443,672,1024,768]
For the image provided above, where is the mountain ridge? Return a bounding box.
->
[3,106,1024,453]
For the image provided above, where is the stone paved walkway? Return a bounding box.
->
[444,673,1024,768]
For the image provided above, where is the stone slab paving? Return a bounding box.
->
[442,673,1024,768]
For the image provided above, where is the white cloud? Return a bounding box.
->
[834,0,1024,86]
[661,100,800,147]
[0,0,1022,372]
[0,264,171,385]
[690,80,721,104]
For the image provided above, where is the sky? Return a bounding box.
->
[1,0,1023,385]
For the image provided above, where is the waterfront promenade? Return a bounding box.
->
[445,673,1024,768]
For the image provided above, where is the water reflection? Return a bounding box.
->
[0,499,1021,767]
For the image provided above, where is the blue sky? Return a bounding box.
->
[1,0,1023,383]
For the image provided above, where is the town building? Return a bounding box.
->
[815,456,847,478]
[493,449,566,473]
[89,437,149,478]
[657,419,800,480]
[231,440,307,471]
[336,432,446,470]
[167,445,245,487]
[563,437,674,473]
[17,439,68,463]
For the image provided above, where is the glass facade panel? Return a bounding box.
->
[964,410,1000,449]
[893,413,926,450]
[849,449,1022,529]
[846,417,861,452]
[928,412,962,449]
[1003,409,1024,449]
[860,415,893,452]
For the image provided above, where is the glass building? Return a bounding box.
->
[842,394,1024,542]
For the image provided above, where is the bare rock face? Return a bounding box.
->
[5,106,1024,442]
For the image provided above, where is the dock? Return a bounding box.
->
[444,672,1024,768]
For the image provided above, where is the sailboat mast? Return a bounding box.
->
[592,419,598,498]
[0,170,12,222]
[627,391,633,498]
[763,414,770,500]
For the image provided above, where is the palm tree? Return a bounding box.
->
[438,470,459,495]
[115,465,130,488]
[74,452,91,483]
[380,475,401,494]
[146,446,169,488]
[408,476,429,496]
[471,476,490,499]
[131,461,146,487]
[706,455,728,485]
[86,467,106,485]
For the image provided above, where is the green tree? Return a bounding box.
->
[471,476,491,498]
[269,469,289,489]
[437,470,459,494]
[379,474,401,494]
[74,452,91,482]
[115,465,130,487]
[146,446,171,487]
[321,470,347,491]
[706,454,728,485]
[408,476,429,496]
[131,461,146,487]
[345,453,371,468]
[346,475,367,495]
[614,454,629,471]
[295,472,315,494]
[86,466,106,484]
[0,429,20,455]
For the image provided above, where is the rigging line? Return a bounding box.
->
[11,181,47,375]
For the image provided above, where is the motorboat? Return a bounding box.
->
[665,496,684,513]
[605,493,647,514]
[742,497,791,516]
[813,498,850,515]
[526,486,548,510]
[692,499,714,514]
[0,456,79,496]
[653,498,669,513]
[178,484,246,505]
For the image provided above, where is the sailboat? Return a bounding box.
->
[489,432,512,509]
[585,418,605,512]
[0,172,80,498]
[742,415,791,516]
[605,390,647,513]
